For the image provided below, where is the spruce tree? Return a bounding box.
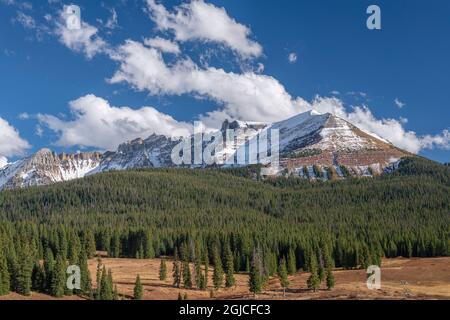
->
[194,255,202,288]
[224,245,235,288]
[95,260,102,300]
[159,259,167,281]
[307,252,320,292]
[326,267,335,290]
[0,251,10,296]
[203,248,209,288]
[31,262,45,292]
[172,252,181,288]
[67,230,80,265]
[16,243,33,296]
[287,248,297,275]
[278,258,289,297]
[249,251,263,297]
[83,230,96,259]
[318,266,325,283]
[50,254,66,297]
[79,250,92,296]
[199,271,207,291]
[43,248,55,294]
[107,269,114,298]
[134,275,143,300]
[182,261,192,289]
[99,266,113,300]
[212,248,224,290]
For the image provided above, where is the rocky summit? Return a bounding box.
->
[0,110,409,190]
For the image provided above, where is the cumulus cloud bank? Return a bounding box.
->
[10,0,448,155]
[37,94,191,150]
[109,40,305,126]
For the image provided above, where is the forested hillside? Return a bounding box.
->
[0,157,449,297]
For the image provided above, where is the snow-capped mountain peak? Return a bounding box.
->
[0,110,409,190]
[0,149,101,190]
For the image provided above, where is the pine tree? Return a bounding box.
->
[110,232,121,258]
[99,266,113,300]
[278,258,289,297]
[182,261,192,289]
[318,266,325,283]
[16,243,33,296]
[199,271,207,291]
[43,247,55,294]
[203,248,209,288]
[50,254,66,297]
[79,250,92,296]
[134,275,143,300]
[107,269,114,298]
[212,248,224,290]
[0,251,10,296]
[249,251,263,297]
[159,259,167,281]
[95,260,102,300]
[224,245,235,288]
[173,259,181,288]
[31,261,45,292]
[326,267,335,290]
[83,230,96,259]
[287,248,297,275]
[67,230,81,265]
[307,252,320,292]
[194,254,202,288]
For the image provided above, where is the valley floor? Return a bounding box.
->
[1,257,449,300]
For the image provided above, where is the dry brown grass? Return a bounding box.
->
[1,257,449,300]
[87,256,450,300]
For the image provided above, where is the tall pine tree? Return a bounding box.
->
[134,275,143,300]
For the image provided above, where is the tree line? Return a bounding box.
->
[0,157,448,298]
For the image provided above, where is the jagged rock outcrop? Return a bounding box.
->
[0,149,101,190]
[0,110,410,189]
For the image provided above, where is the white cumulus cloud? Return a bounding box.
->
[106,39,450,154]
[55,9,108,59]
[0,117,31,158]
[38,94,191,150]
[146,0,262,58]
[109,40,304,128]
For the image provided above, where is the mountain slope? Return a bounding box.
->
[0,157,448,261]
[0,149,101,190]
[0,110,410,189]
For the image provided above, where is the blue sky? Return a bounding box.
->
[0,0,449,162]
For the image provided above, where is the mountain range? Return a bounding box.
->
[0,110,409,190]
